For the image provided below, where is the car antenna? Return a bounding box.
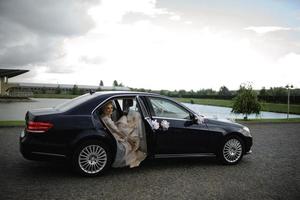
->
[89,89,95,94]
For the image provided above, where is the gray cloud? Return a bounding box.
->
[243,28,300,59]
[0,34,63,67]
[80,56,105,65]
[122,12,153,24]
[0,0,97,36]
[45,63,75,74]
[0,0,99,69]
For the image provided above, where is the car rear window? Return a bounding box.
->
[54,94,96,112]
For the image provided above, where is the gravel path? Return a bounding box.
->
[0,123,299,200]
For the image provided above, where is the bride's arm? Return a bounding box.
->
[102,117,126,139]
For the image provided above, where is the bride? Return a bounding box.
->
[101,101,146,168]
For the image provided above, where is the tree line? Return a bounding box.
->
[52,81,300,104]
[131,86,300,104]
[46,82,300,119]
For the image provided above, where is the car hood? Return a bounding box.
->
[204,118,244,129]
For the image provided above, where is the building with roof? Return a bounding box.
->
[0,69,29,96]
[9,82,130,96]
[0,69,130,97]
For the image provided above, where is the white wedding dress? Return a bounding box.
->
[101,113,146,168]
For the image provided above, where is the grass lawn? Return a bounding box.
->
[177,98,233,107]
[176,98,300,115]
[0,121,25,127]
[33,94,79,99]
[236,118,300,123]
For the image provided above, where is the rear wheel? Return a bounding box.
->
[218,136,244,165]
[72,140,112,176]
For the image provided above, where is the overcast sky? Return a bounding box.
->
[0,0,300,90]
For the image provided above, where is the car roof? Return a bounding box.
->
[64,91,162,114]
[91,91,162,97]
[64,90,197,116]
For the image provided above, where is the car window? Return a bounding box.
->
[97,97,140,122]
[54,93,95,112]
[117,98,139,113]
[137,97,150,118]
[149,97,190,119]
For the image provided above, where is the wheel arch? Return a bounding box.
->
[68,132,117,160]
[222,132,246,154]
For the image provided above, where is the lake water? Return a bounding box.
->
[0,98,299,120]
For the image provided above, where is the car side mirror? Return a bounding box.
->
[190,113,204,124]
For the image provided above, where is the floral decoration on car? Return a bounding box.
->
[160,120,170,131]
[197,116,205,124]
[151,119,170,131]
[151,119,160,130]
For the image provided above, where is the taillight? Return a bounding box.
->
[26,121,53,133]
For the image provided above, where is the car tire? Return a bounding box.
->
[72,140,112,176]
[218,136,244,165]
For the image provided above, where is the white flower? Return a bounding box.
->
[197,116,205,124]
[151,120,160,130]
[160,120,170,130]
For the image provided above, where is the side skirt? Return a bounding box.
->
[154,153,216,159]
[32,151,67,157]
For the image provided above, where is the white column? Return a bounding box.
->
[0,77,4,95]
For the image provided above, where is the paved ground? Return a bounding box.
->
[0,123,299,200]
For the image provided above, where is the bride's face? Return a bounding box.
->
[104,103,113,116]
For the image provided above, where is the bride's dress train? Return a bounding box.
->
[101,112,146,168]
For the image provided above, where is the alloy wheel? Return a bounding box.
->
[222,138,243,163]
[78,145,107,174]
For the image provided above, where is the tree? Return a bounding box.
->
[72,84,79,95]
[113,80,118,87]
[160,90,168,96]
[259,87,268,101]
[259,87,267,96]
[55,85,61,94]
[41,87,46,94]
[178,90,187,98]
[218,86,231,96]
[99,80,104,86]
[231,84,261,120]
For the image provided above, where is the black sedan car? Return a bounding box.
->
[20,91,252,176]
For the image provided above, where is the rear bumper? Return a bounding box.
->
[20,130,67,161]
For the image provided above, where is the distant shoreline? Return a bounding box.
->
[0,96,33,102]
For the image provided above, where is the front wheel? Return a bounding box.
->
[218,136,244,165]
[72,140,112,176]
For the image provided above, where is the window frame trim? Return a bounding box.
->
[147,96,192,120]
[92,94,151,121]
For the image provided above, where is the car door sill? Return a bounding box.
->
[154,153,215,158]
[32,151,66,157]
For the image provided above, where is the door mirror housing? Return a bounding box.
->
[190,113,204,124]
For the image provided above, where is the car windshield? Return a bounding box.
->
[54,93,95,112]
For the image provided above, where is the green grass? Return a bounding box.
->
[177,98,233,107]
[260,102,300,115]
[0,121,25,127]
[176,98,300,115]
[236,118,300,123]
[33,94,79,99]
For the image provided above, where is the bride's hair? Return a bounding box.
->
[101,101,113,114]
